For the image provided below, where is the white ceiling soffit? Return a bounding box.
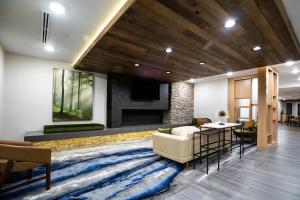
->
[0,0,129,63]
[282,0,300,43]
[272,60,300,88]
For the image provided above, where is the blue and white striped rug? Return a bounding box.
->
[0,140,182,200]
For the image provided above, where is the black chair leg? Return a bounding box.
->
[27,169,33,179]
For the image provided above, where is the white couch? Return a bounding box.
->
[152,126,218,164]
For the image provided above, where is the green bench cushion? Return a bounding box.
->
[44,123,105,134]
[158,128,172,134]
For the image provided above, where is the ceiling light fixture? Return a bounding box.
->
[227,72,233,76]
[292,68,299,74]
[165,71,171,74]
[298,77,300,81]
[285,60,294,66]
[44,45,54,52]
[199,61,206,65]
[49,2,65,15]
[252,46,262,51]
[165,47,173,53]
[134,63,139,67]
[189,78,195,83]
[224,19,236,28]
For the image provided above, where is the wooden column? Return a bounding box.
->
[228,78,235,123]
[257,67,278,149]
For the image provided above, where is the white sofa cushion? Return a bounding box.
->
[171,126,200,138]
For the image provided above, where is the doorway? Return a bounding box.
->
[286,103,293,115]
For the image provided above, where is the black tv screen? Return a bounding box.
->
[131,79,160,101]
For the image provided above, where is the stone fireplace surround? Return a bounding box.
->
[107,74,194,128]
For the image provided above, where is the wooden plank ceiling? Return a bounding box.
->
[75,0,300,82]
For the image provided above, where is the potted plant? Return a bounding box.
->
[216,110,229,125]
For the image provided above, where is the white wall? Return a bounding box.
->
[0,44,5,137]
[2,53,107,141]
[194,79,228,122]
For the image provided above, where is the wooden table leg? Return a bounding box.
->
[27,169,33,179]
[46,165,51,190]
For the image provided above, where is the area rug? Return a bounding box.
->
[0,140,183,200]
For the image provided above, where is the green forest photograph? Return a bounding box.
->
[52,68,94,121]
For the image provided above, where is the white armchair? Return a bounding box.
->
[152,126,221,164]
[153,132,199,163]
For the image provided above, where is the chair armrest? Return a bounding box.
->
[0,144,51,164]
[152,132,191,158]
[0,140,32,146]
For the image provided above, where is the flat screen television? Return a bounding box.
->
[131,78,160,101]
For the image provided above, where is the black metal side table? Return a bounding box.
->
[193,123,243,174]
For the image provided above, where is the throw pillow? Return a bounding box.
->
[243,120,255,129]
[196,118,210,126]
[158,128,172,134]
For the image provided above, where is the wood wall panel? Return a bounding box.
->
[228,74,257,123]
[235,79,251,99]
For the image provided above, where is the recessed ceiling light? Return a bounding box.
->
[282,98,286,101]
[285,60,294,66]
[44,45,54,52]
[189,78,195,83]
[227,72,233,76]
[134,63,140,67]
[224,19,236,28]
[252,46,262,51]
[165,47,173,53]
[199,61,206,65]
[165,71,171,74]
[292,68,299,74]
[50,2,65,15]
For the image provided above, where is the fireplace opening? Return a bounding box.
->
[122,109,163,126]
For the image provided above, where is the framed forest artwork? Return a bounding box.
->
[52,68,94,121]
